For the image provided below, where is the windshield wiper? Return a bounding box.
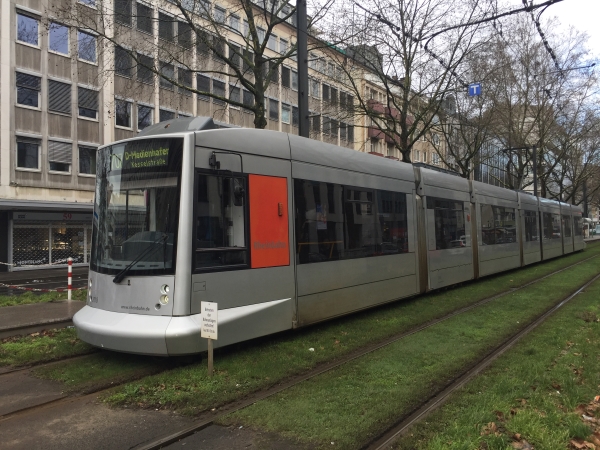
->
[113,233,169,284]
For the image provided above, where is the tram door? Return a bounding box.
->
[248,174,289,268]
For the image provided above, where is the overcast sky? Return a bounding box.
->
[510,0,600,60]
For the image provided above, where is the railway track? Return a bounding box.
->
[1,253,597,448]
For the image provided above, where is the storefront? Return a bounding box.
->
[0,200,93,271]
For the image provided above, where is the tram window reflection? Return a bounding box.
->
[427,197,466,250]
[480,204,517,245]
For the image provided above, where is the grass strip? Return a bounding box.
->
[0,328,93,367]
[0,289,87,308]
[216,255,600,448]
[103,245,600,415]
[392,270,600,449]
[33,352,183,394]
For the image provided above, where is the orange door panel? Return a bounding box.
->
[249,174,290,268]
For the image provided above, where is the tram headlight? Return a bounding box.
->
[159,295,169,305]
[160,284,170,294]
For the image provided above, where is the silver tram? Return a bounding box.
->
[74,117,586,355]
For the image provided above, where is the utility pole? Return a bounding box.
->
[297,0,309,138]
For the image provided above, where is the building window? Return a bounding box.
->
[178,68,192,95]
[243,89,254,109]
[228,43,241,68]
[213,36,226,61]
[17,12,39,46]
[432,153,440,165]
[292,106,299,126]
[178,22,193,48]
[281,103,291,124]
[311,114,320,133]
[292,70,298,90]
[331,88,338,106]
[229,14,240,31]
[310,78,319,98]
[197,74,211,99]
[78,30,97,63]
[79,0,96,7]
[158,12,174,41]
[159,62,174,90]
[229,86,241,104]
[137,53,154,84]
[78,87,98,119]
[16,138,40,169]
[48,80,71,115]
[257,27,265,44]
[115,0,132,26]
[48,141,72,172]
[197,30,210,56]
[136,2,152,33]
[79,146,97,174]
[422,152,427,163]
[348,125,354,141]
[16,72,41,108]
[340,122,347,140]
[267,34,277,52]
[413,150,420,162]
[115,99,132,128]
[213,79,225,104]
[281,67,291,88]
[269,99,279,121]
[280,38,288,54]
[159,109,175,122]
[214,5,226,23]
[49,22,69,55]
[322,84,330,102]
[115,46,133,77]
[137,104,153,130]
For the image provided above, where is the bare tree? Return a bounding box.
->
[51,0,330,129]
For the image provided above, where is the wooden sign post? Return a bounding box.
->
[201,301,218,377]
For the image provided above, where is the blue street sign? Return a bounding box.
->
[468,83,482,96]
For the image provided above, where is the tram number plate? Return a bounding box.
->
[201,301,218,340]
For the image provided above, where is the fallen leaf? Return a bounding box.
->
[572,439,587,449]
[495,410,505,421]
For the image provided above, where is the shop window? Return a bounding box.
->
[195,173,248,270]
[269,99,279,121]
[48,80,72,115]
[294,179,409,264]
[16,138,40,169]
[49,22,69,55]
[78,30,97,63]
[48,140,72,173]
[197,74,211,99]
[115,0,132,26]
[159,109,174,122]
[427,197,466,250]
[137,53,154,84]
[17,12,39,46]
[524,210,538,241]
[213,79,225,104]
[136,2,152,33]
[178,68,193,95]
[115,46,133,77]
[480,204,517,245]
[16,72,41,108]
[137,104,153,130]
[78,87,98,119]
[79,146,97,174]
[158,12,174,41]
[178,22,193,48]
[115,99,132,128]
[281,103,291,124]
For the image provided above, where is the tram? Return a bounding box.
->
[74,117,585,355]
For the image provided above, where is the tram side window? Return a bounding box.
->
[480,204,517,245]
[195,173,248,269]
[294,179,408,264]
[574,217,583,236]
[543,212,561,240]
[427,197,465,250]
[524,210,539,242]
[562,215,572,238]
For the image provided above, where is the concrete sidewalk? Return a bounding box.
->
[0,301,85,339]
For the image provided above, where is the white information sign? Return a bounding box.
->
[201,301,218,340]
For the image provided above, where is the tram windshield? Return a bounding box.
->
[90,138,183,276]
